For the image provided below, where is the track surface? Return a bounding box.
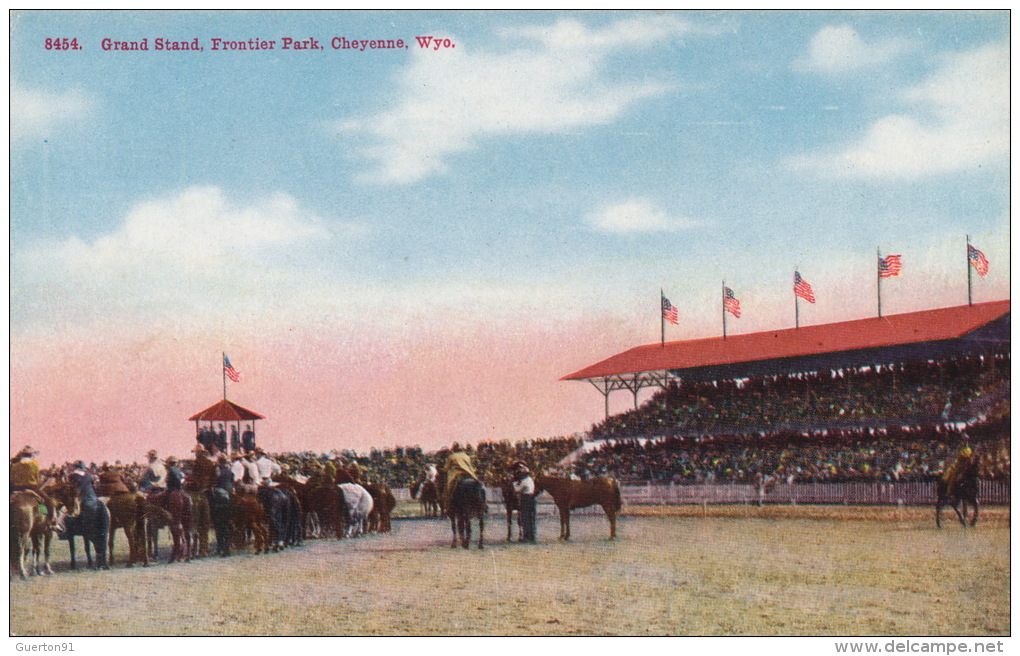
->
[10,507,1010,636]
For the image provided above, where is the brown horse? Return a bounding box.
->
[365,482,396,533]
[534,474,622,541]
[186,491,212,558]
[500,476,520,541]
[274,474,342,539]
[146,491,193,563]
[232,493,270,554]
[106,492,171,567]
[936,460,980,528]
[10,491,54,579]
[410,477,441,518]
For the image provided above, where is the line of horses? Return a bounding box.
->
[12,462,981,579]
[10,473,397,580]
[412,470,624,550]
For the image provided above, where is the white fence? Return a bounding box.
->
[395,481,1008,514]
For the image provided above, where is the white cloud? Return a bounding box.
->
[789,42,1008,180]
[339,17,697,184]
[588,199,695,234]
[12,186,334,327]
[794,25,907,74]
[10,83,95,142]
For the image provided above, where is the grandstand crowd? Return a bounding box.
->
[27,350,1010,490]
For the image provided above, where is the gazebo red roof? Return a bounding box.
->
[188,399,265,422]
[562,300,1010,381]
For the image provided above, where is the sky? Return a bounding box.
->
[9,10,1010,466]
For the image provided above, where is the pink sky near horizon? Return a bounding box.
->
[11,277,1007,468]
[10,318,641,468]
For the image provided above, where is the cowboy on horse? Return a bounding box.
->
[942,444,975,498]
[10,445,55,519]
[442,443,479,509]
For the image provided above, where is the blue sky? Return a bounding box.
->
[9,10,1010,460]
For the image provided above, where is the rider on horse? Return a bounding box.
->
[10,445,55,519]
[96,462,132,497]
[442,443,479,507]
[138,450,168,495]
[942,444,975,497]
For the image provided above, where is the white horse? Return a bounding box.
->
[338,483,374,538]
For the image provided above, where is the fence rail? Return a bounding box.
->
[617,480,1010,506]
[396,480,1008,510]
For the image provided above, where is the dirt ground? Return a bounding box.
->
[9,505,1010,636]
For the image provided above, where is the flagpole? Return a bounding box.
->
[876,247,882,318]
[722,281,727,340]
[660,289,665,347]
[795,269,800,329]
[222,352,227,401]
[966,235,973,306]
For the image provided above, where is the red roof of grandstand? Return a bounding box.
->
[562,300,1010,381]
[188,399,265,422]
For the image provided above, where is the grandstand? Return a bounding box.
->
[561,301,1010,492]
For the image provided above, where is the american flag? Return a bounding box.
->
[723,287,741,318]
[968,244,989,277]
[223,355,240,383]
[661,295,679,325]
[878,254,902,278]
[794,271,815,303]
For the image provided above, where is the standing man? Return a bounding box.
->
[512,462,537,543]
[242,425,256,454]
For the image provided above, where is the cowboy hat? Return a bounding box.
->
[147,449,158,459]
[192,444,207,454]
[166,455,179,464]
[19,445,38,456]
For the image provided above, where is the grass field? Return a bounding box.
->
[9,504,1010,636]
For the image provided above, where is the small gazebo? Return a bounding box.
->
[188,399,265,454]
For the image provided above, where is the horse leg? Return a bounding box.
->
[84,537,94,569]
[477,515,485,550]
[449,514,459,548]
[936,497,944,528]
[951,499,966,527]
[506,508,513,542]
[68,536,77,570]
[41,529,53,575]
[604,506,618,540]
[969,498,979,527]
[108,527,117,566]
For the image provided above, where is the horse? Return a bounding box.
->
[52,480,111,570]
[534,474,621,541]
[275,474,338,540]
[186,490,212,558]
[337,483,374,538]
[105,491,170,567]
[147,491,193,563]
[500,476,520,542]
[365,482,396,533]
[410,477,441,518]
[257,485,302,551]
[936,460,980,528]
[10,491,54,579]
[231,493,270,554]
[448,477,487,550]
